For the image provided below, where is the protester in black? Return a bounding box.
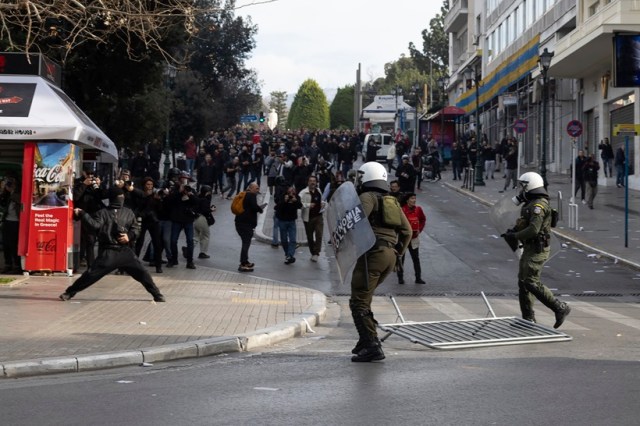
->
[59,188,165,302]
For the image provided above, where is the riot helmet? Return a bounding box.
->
[357,161,389,193]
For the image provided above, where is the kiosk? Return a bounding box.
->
[0,53,118,275]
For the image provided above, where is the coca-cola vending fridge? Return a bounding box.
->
[19,141,78,275]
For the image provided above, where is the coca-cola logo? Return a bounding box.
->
[37,238,56,253]
[34,164,65,184]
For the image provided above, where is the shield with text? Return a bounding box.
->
[325,182,376,284]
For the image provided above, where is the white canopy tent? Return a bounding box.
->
[0,75,118,162]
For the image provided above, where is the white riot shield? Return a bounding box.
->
[325,182,376,284]
[490,195,561,260]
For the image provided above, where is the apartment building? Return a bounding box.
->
[445,0,640,188]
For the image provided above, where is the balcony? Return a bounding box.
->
[444,0,468,34]
[550,0,640,78]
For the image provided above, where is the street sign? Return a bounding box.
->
[613,123,640,136]
[239,114,258,123]
[513,119,528,134]
[566,120,583,137]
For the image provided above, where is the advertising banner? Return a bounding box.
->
[21,142,77,272]
[325,182,376,284]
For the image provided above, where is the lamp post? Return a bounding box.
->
[437,75,449,155]
[163,64,177,180]
[411,83,421,148]
[394,85,402,135]
[538,48,554,187]
[465,65,484,187]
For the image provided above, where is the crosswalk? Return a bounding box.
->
[368,295,639,333]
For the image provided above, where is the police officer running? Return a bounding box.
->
[502,172,570,328]
[59,188,165,302]
[350,162,412,362]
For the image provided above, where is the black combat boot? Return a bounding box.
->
[553,302,571,329]
[350,301,367,354]
[351,338,385,362]
[350,303,382,355]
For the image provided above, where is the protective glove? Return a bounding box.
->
[501,230,519,252]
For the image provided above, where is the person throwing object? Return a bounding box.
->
[59,188,165,302]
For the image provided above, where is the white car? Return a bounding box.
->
[362,133,393,161]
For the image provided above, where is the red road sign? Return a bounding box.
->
[566,120,583,137]
[513,119,528,134]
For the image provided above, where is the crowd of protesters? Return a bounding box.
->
[65,127,366,276]
[1,124,523,277]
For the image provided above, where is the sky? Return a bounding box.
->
[237,0,443,96]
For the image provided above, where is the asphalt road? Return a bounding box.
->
[1,177,639,425]
[1,299,638,426]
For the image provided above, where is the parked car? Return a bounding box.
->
[361,133,393,161]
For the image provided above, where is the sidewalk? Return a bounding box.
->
[0,265,325,378]
[442,168,640,270]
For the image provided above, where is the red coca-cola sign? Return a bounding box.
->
[36,236,56,253]
[34,164,64,184]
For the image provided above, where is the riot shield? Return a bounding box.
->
[325,182,376,284]
[489,195,562,260]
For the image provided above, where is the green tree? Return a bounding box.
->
[188,0,261,129]
[378,56,428,96]
[330,85,354,129]
[269,91,288,131]
[408,0,449,101]
[287,79,329,130]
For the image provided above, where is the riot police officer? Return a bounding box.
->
[349,162,412,362]
[503,172,571,328]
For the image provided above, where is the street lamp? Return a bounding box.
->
[538,48,554,187]
[163,64,177,180]
[437,75,449,155]
[464,65,484,188]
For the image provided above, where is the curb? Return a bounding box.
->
[443,182,640,271]
[1,292,327,379]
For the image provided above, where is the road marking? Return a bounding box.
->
[570,301,640,330]
[231,297,287,305]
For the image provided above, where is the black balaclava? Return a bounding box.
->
[109,187,125,209]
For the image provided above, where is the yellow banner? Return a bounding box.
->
[613,124,640,136]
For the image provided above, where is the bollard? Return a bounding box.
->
[568,202,579,230]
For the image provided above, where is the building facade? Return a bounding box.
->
[445,0,640,188]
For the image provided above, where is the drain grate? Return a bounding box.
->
[379,317,572,350]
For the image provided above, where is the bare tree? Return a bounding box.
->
[0,0,275,63]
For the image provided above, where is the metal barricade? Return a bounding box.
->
[379,293,572,350]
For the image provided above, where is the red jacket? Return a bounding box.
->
[402,204,426,238]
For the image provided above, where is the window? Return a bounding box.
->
[506,15,512,47]
[526,0,534,28]
[516,6,524,35]
[589,1,600,16]
[536,0,545,18]
[488,31,495,59]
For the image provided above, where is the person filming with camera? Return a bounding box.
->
[73,167,108,268]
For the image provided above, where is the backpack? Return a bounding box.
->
[373,193,403,228]
[231,191,246,215]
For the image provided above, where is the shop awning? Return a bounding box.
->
[424,106,466,121]
[0,75,118,161]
